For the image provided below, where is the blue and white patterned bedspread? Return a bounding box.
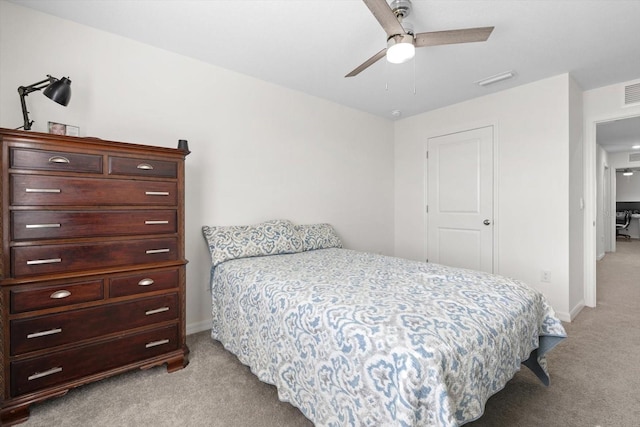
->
[210,248,566,426]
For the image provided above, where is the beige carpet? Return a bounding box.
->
[23,243,640,426]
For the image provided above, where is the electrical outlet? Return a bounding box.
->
[541,270,551,283]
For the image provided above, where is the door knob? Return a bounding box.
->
[483,219,491,225]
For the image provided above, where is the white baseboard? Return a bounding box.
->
[555,311,571,322]
[557,300,586,323]
[186,319,211,335]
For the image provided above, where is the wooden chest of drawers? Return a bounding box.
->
[0,128,189,425]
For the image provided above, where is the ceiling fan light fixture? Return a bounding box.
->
[345,0,494,77]
[386,35,415,64]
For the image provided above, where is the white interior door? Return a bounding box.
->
[427,126,494,272]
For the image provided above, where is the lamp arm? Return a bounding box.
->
[18,76,55,96]
[17,76,56,131]
[19,90,32,130]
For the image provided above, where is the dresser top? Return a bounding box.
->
[0,128,188,158]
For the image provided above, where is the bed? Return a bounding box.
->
[202,220,566,426]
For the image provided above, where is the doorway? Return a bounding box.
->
[590,115,640,305]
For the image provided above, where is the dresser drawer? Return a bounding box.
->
[10,280,104,314]
[11,293,178,355]
[10,324,178,396]
[108,156,177,178]
[10,148,103,174]
[11,175,177,206]
[12,237,178,277]
[110,269,179,298]
[12,210,177,240]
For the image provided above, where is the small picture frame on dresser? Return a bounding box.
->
[48,121,79,136]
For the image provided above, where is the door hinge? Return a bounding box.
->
[425,205,428,213]
[425,151,429,159]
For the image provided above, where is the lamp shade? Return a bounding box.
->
[43,77,72,106]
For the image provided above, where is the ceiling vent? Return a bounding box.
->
[629,152,640,162]
[625,82,640,106]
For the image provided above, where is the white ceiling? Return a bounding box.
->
[10,0,640,120]
[597,116,640,154]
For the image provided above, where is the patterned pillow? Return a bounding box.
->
[295,223,343,251]
[202,219,303,267]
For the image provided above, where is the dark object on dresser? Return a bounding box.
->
[0,128,190,425]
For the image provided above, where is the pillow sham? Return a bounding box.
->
[202,219,303,267]
[295,223,343,251]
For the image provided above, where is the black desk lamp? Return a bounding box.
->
[18,75,72,130]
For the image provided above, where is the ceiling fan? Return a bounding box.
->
[346,0,494,77]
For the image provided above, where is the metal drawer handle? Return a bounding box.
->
[26,223,61,229]
[48,156,70,164]
[145,220,169,225]
[146,248,170,254]
[27,258,62,265]
[28,366,63,381]
[25,188,61,193]
[137,163,154,170]
[27,328,62,339]
[138,278,155,286]
[145,191,169,196]
[50,290,71,299]
[145,339,169,348]
[145,307,170,316]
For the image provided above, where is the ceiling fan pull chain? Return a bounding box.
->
[385,59,389,91]
[413,56,416,95]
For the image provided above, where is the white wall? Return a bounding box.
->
[568,77,584,317]
[583,79,640,306]
[615,170,640,201]
[0,1,395,333]
[394,74,576,320]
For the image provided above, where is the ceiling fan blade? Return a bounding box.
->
[345,48,387,77]
[363,0,405,37]
[414,26,494,48]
